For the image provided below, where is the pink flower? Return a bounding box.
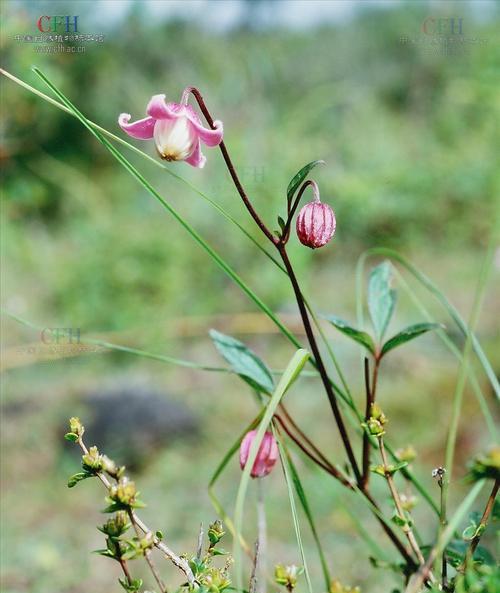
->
[296,183,336,249]
[118,89,223,168]
[239,430,279,478]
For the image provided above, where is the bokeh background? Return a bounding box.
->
[1,1,499,592]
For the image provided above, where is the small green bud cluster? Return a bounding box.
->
[188,520,232,593]
[65,416,85,442]
[98,511,131,538]
[208,520,225,547]
[364,403,388,437]
[275,564,304,591]
[109,477,139,507]
[467,446,500,482]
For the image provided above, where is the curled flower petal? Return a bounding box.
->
[147,94,184,120]
[184,141,207,169]
[185,105,224,147]
[118,114,156,139]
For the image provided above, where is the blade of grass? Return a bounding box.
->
[233,349,309,593]
[208,415,262,556]
[338,494,392,563]
[445,245,495,483]
[279,438,331,589]
[404,480,485,593]
[392,270,497,441]
[275,429,314,593]
[3,310,319,377]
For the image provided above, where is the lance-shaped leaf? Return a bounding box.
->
[324,315,375,355]
[368,261,397,342]
[380,322,444,357]
[286,160,324,203]
[209,329,274,394]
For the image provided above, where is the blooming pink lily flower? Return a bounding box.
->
[239,429,279,478]
[118,89,223,168]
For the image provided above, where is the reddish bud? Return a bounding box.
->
[296,189,336,249]
[239,430,278,478]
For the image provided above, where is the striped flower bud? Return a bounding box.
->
[295,183,336,249]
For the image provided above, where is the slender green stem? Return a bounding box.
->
[378,437,429,571]
[445,245,494,484]
[404,481,485,593]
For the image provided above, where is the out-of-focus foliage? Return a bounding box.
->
[2,1,499,331]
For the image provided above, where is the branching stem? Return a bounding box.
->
[76,437,195,586]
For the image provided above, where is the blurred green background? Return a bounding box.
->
[1,1,499,592]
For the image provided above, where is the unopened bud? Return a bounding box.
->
[295,184,336,249]
[208,520,225,546]
[240,430,279,478]
[69,416,84,437]
[82,446,103,471]
[110,477,137,506]
[101,511,130,537]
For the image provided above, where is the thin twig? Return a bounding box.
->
[196,523,204,561]
[77,437,195,585]
[379,437,430,574]
[127,510,168,593]
[468,477,499,558]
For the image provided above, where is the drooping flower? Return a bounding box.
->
[296,182,336,249]
[118,89,223,168]
[239,430,278,478]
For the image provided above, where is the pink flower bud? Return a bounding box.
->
[239,430,279,478]
[296,189,336,249]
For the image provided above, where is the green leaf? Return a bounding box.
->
[324,315,375,355]
[381,323,443,357]
[286,160,324,203]
[209,329,274,394]
[67,471,92,488]
[368,261,397,342]
[64,432,79,442]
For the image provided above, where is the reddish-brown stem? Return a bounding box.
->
[188,87,420,571]
[119,557,133,584]
[468,477,499,557]
[277,244,362,483]
[361,356,380,490]
[279,404,336,470]
[274,414,352,488]
[188,87,277,245]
